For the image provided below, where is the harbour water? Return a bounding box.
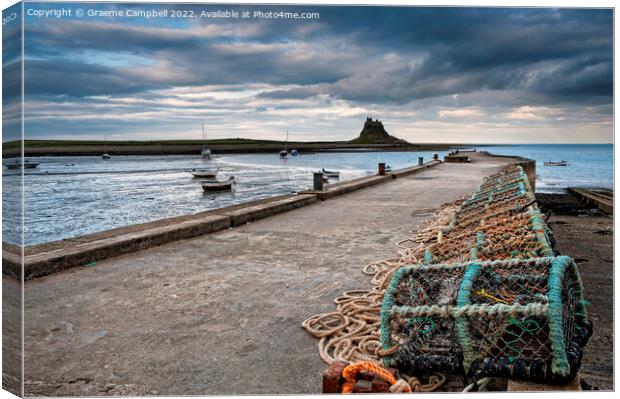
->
[2,144,612,245]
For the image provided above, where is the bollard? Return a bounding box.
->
[433,153,438,161]
[313,172,324,191]
[418,157,424,166]
[378,163,386,175]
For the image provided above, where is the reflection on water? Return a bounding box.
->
[2,151,448,245]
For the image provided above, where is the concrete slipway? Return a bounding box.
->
[20,153,520,396]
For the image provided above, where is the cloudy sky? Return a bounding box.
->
[4,3,614,143]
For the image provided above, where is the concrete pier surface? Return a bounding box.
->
[20,152,520,396]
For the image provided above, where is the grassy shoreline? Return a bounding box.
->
[2,139,462,157]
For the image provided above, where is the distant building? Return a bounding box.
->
[363,117,385,132]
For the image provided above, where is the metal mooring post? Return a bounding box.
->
[378,163,386,175]
[433,153,438,161]
[418,157,424,166]
[313,172,324,191]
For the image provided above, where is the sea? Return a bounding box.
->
[2,144,613,246]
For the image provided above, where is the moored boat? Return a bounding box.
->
[544,160,568,166]
[102,134,111,159]
[279,130,289,159]
[5,160,39,169]
[322,168,340,178]
[190,168,218,178]
[201,123,211,159]
[202,176,235,192]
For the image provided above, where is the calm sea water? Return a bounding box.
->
[2,144,612,245]
[481,144,613,193]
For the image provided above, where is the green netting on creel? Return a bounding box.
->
[380,257,591,383]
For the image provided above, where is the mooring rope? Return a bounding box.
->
[340,361,446,394]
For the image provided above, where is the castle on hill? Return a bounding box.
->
[350,117,408,145]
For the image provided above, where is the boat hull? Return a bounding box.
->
[5,162,39,169]
[202,183,232,192]
[190,170,218,178]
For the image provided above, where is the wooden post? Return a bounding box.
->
[378,163,386,175]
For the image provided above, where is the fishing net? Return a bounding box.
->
[379,164,591,384]
[380,257,592,384]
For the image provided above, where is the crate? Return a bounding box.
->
[380,256,592,384]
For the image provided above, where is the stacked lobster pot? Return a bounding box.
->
[380,165,592,384]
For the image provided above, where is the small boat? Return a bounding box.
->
[385,165,392,172]
[322,168,340,178]
[202,176,235,192]
[279,130,289,159]
[201,123,211,159]
[544,160,568,166]
[291,149,299,156]
[102,134,111,159]
[5,160,39,169]
[190,168,218,178]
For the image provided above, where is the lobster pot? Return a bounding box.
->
[424,208,554,265]
[380,257,592,384]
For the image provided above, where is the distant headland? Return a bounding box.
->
[2,117,461,158]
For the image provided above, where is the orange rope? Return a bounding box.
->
[341,361,411,394]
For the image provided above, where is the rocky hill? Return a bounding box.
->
[349,117,409,145]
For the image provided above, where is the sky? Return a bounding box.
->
[2,2,614,143]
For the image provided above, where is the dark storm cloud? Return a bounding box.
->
[23,6,612,105]
[17,4,613,143]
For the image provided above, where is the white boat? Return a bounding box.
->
[279,130,289,159]
[102,135,111,159]
[202,176,235,192]
[201,123,211,159]
[322,168,340,178]
[190,168,218,178]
